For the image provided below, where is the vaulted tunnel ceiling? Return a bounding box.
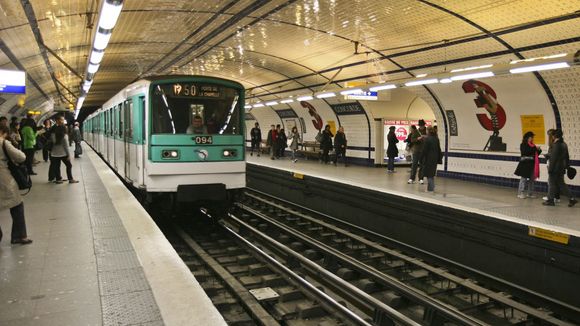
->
[0,0,578,118]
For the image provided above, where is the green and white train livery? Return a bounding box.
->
[83,75,245,204]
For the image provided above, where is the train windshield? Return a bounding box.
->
[151,82,241,135]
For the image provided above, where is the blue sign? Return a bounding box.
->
[0,69,26,94]
[331,102,366,115]
[345,91,377,101]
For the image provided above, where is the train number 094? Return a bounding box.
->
[194,136,213,144]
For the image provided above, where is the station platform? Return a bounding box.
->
[247,155,580,236]
[0,147,226,325]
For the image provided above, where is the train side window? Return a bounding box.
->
[119,104,124,138]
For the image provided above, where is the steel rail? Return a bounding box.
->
[244,189,580,324]
[225,212,424,326]
[237,203,489,326]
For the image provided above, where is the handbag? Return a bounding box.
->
[2,141,32,191]
[567,166,577,180]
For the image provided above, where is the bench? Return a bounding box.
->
[296,141,321,160]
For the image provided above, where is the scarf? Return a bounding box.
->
[529,140,540,180]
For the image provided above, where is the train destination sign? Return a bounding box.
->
[0,69,26,94]
[171,83,221,98]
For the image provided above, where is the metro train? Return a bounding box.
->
[83,75,246,207]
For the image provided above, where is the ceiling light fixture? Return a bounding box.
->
[253,103,264,108]
[296,95,314,101]
[265,101,279,106]
[509,62,570,74]
[369,84,396,92]
[280,99,294,104]
[316,92,336,98]
[450,71,495,81]
[404,78,439,87]
[340,88,363,95]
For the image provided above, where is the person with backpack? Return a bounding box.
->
[0,124,33,245]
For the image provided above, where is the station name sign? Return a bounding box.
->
[0,69,26,94]
[275,109,298,119]
[331,102,365,116]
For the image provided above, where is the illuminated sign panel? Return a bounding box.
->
[0,69,26,94]
[345,90,378,101]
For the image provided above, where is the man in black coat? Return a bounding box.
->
[250,122,261,156]
[543,129,577,207]
[334,126,347,166]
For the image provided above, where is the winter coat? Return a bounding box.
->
[409,129,423,154]
[266,130,277,146]
[420,135,441,178]
[289,132,300,150]
[514,142,541,179]
[0,139,26,210]
[250,127,262,142]
[334,132,347,151]
[320,130,333,151]
[548,139,569,175]
[72,127,82,143]
[277,132,287,149]
[21,125,37,150]
[387,131,399,158]
[50,133,70,158]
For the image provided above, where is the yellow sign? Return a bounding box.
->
[520,115,545,144]
[292,172,304,180]
[327,120,337,135]
[528,226,569,244]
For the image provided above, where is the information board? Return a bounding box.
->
[0,69,26,94]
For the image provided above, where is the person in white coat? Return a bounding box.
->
[0,124,33,245]
[288,126,301,163]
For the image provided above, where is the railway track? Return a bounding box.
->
[229,189,580,326]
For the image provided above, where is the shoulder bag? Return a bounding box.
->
[2,141,32,192]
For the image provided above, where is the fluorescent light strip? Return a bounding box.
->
[509,62,569,74]
[98,0,123,30]
[340,88,362,95]
[369,84,396,92]
[297,95,313,101]
[404,78,439,87]
[244,105,252,109]
[510,53,567,64]
[89,50,105,65]
[265,101,279,106]
[93,32,112,50]
[316,92,336,98]
[88,63,100,74]
[450,71,494,81]
[253,103,264,108]
[280,99,294,103]
[415,73,427,78]
[450,64,493,73]
[439,78,452,84]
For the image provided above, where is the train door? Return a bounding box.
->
[105,110,110,160]
[113,106,119,169]
[124,99,133,182]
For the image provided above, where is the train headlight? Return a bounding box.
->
[162,150,180,159]
[222,149,237,157]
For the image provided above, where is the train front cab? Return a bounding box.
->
[144,77,246,206]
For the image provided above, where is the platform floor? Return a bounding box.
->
[248,155,580,236]
[0,146,226,326]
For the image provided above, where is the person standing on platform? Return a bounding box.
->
[288,126,300,163]
[9,121,22,149]
[39,120,52,162]
[408,125,423,184]
[20,118,38,176]
[421,126,442,192]
[543,129,560,203]
[250,122,262,157]
[514,131,541,199]
[387,126,399,173]
[266,125,278,160]
[0,125,33,245]
[49,115,79,184]
[278,128,287,158]
[320,124,334,164]
[72,122,82,158]
[543,129,577,207]
[334,126,347,166]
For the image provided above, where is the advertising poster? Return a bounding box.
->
[383,120,432,159]
[520,115,545,144]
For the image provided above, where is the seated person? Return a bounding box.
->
[186,115,209,134]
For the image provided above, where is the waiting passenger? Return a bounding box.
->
[20,118,38,176]
[250,122,262,156]
[288,126,300,163]
[72,122,82,158]
[186,115,208,134]
[543,129,560,202]
[334,126,347,166]
[9,121,22,149]
[266,125,278,160]
[407,125,423,184]
[421,126,442,192]
[543,129,577,207]
[514,131,541,199]
[49,116,79,184]
[277,128,287,158]
[0,124,33,245]
[386,126,399,173]
[0,116,7,128]
[320,125,334,164]
[38,120,52,162]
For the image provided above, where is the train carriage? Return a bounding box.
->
[84,75,245,206]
